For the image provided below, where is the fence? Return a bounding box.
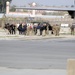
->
[0,17,74,28]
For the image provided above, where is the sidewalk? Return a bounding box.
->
[0,28,75,40]
[0,33,75,40]
[0,67,66,75]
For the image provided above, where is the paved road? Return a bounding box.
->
[0,38,75,69]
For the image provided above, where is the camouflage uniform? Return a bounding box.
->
[53,24,60,36]
[70,25,75,35]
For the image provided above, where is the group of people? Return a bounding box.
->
[4,23,16,34]
[4,22,61,36]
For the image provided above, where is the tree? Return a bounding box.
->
[0,0,12,13]
[68,11,75,19]
[0,1,2,12]
[10,5,16,12]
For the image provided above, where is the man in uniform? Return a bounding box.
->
[53,24,60,36]
[70,23,75,35]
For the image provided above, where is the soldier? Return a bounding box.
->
[70,24,75,35]
[53,24,60,36]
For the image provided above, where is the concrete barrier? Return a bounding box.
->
[67,59,75,75]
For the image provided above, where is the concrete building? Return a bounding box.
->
[6,1,69,18]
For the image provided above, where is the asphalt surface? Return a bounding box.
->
[0,68,66,75]
[0,38,75,69]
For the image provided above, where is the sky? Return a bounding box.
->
[11,0,74,6]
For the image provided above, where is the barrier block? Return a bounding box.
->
[67,59,75,75]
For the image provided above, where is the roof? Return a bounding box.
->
[15,7,75,11]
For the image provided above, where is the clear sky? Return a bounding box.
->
[11,0,74,6]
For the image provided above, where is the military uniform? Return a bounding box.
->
[53,24,60,36]
[70,25,75,35]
